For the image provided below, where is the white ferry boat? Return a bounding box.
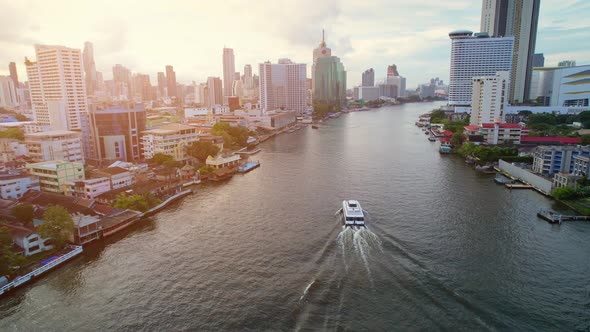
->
[340,200,365,227]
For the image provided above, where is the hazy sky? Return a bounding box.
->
[0,0,588,89]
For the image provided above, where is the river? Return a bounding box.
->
[1,102,589,331]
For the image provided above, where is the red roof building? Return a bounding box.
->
[520,136,581,145]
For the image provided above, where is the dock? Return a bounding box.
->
[238,161,260,173]
[235,148,261,156]
[505,183,533,189]
[537,209,590,224]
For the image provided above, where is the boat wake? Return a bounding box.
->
[336,225,382,286]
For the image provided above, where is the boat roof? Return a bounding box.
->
[343,200,364,217]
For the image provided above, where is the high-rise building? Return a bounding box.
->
[0,76,19,109]
[157,72,167,98]
[558,60,576,68]
[89,103,146,162]
[223,48,235,97]
[480,0,540,103]
[313,56,347,107]
[385,76,406,98]
[362,68,374,87]
[530,65,590,107]
[470,71,510,126]
[243,64,253,88]
[448,30,514,106]
[166,65,177,98]
[112,64,132,100]
[207,77,223,107]
[387,65,400,77]
[312,30,332,93]
[533,53,545,67]
[259,59,307,114]
[132,73,153,101]
[83,42,98,95]
[25,44,88,131]
[8,62,19,89]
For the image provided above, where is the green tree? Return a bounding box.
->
[11,203,35,226]
[312,103,335,118]
[0,128,24,141]
[150,153,174,166]
[14,113,28,122]
[113,193,161,212]
[552,187,576,200]
[0,226,26,275]
[38,205,74,249]
[451,132,466,147]
[186,141,220,163]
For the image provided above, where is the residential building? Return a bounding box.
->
[141,123,199,161]
[378,84,397,99]
[530,65,590,107]
[313,56,347,107]
[27,160,85,195]
[88,103,146,162]
[223,48,235,97]
[362,68,374,86]
[8,62,19,89]
[553,172,581,189]
[166,65,177,98]
[0,76,19,109]
[25,130,84,163]
[0,138,27,162]
[532,145,590,177]
[259,59,307,114]
[573,155,590,178]
[206,154,241,169]
[5,224,52,256]
[243,64,253,89]
[356,86,380,101]
[68,177,111,199]
[91,166,135,189]
[157,72,167,98]
[385,75,406,98]
[480,0,540,103]
[479,122,525,144]
[25,44,88,130]
[207,77,223,108]
[470,71,510,126]
[0,172,40,199]
[448,30,513,106]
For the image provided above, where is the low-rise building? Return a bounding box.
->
[0,138,27,162]
[141,123,199,161]
[261,111,296,129]
[92,166,134,190]
[26,160,85,195]
[68,177,112,199]
[532,145,590,177]
[5,224,53,256]
[572,155,590,177]
[553,172,581,189]
[480,123,526,145]
[206,154,241,169]
[0,172,40,199]
[25,130,84,163]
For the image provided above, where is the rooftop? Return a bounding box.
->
[521,136,581,144]
[25,130,79,138]
[481,123,521,129]
[143,123,197,135]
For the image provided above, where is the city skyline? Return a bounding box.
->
[0,0,589,89]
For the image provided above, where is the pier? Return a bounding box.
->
[537,209,590,224]
[505,183,533,189]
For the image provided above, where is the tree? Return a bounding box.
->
[186,141,220,163]
[113,193,161,212]
[150,153,174,166]
[38,205,74,249]
[14,113,28,122]
[11,203,35,226]
[312,103,334,118]
[552,187,576,200]
[0,128,24,141]
[0,226,25,275]
[451,132,466,147]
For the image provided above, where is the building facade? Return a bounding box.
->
[25,44,88,130]
[0,173,40,199]
[0,76,19,109]
[530,65,590,108]
[25,130,84,163]
[27,160,85,195]
[448,31,513,106]
[470,71,510,126]
[312,30,332,93]
[259,59,307,114]
[207,77,223,108]
[362,68,375,87]
[532,145,590,177]
[313,56,347,107]
[166,65,177,98]
[68,177,111,199]
[141,123,199,161]
[223,48,235,97]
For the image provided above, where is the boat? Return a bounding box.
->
[339,200,365,227]
[428,136,436,141]
[439,146,452,154]
[312,124,319,129]
[238,161,260,173]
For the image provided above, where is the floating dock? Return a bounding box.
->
[505,183,533,189]
[537,209,590,224]
[238,161,260,173]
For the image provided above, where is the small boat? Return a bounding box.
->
[312,125,319,129]
[339,200,365,227]
[428,136,436,141]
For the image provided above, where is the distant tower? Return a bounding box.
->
[223,48,235,98]
[166,65,177,98]
[387,65,400,77]
[362,68,374,87]
[8,62,19,88]
[312,29,332,93]
[83,42,98,95]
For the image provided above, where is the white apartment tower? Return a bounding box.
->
[0,76,19,109]
[259,59,307,115]
[448,31,513,106]
[470,71,510,126]
[25,44,88,131]
[223,48,235,97]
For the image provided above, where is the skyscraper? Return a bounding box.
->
[243,64,253,88]
[157,72,167,97]
[25,44,88,130]
[362,69,374,87]
[0,76,19,109]
[166,65,177,98]
[113,64,132,100]
[480,0,541,103]
[470,71,510,126]
[223,48,235,98]
[8,62,19,89]
[312,30,332,93]
[313,56,347,107]
[387,65,400,77]
[259,59,307,114]
[207,77,223,107]
[448,30,514,106]
[83,41,98,95]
